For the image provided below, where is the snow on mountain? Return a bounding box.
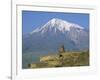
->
[31,18,84,34]
[23,18,89,53]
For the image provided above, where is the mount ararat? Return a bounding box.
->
[23,18,89,54]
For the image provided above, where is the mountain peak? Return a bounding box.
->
[49,18,68,24]
[50,18,63,22]
[31,18,84,34]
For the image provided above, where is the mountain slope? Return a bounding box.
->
[23,18,89,54]
[31,18,84,34]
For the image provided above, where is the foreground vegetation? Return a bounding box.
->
[28,50,89,68]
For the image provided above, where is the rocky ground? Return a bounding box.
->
[28,50,89,68]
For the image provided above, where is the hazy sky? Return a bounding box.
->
[22,10,89,34]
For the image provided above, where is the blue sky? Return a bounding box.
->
[22,10,89,34]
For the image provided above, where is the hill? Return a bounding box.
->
[28,50,89,68]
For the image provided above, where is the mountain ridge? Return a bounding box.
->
[30,18,84,34]
[23,18,89,54]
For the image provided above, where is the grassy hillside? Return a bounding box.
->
[28,50,89,68]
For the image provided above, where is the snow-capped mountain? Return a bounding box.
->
[31,18,84,34]
[23,18,89,54]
